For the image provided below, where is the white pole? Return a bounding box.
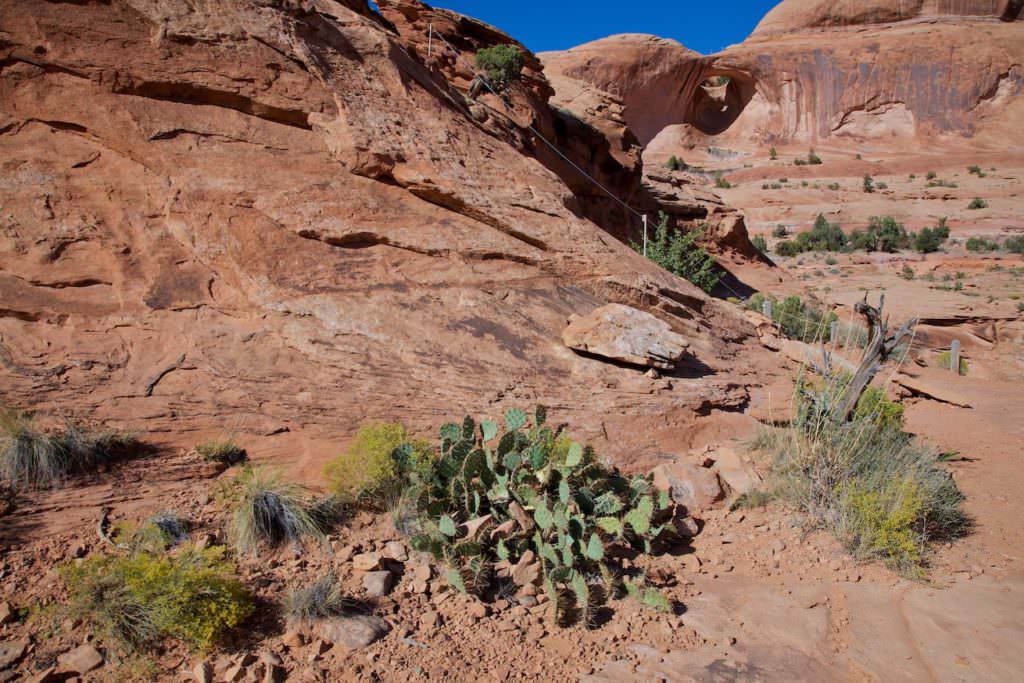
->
[642,215,648,258]
[427,23,433,59]
[950,339,961,375]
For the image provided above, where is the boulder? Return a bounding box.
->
[352,552,381,572]
[562,304,690,370]
[57,644,103,674]
[708,446,762,498]
[362,570,395,597]
[316,615,390,650]
[651,460,724,512]
[0,640,27,670]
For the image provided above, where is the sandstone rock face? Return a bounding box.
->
[562,304,690,369]
[541,35,755,146]
[714,1,1024,144]
[0,0,768,538]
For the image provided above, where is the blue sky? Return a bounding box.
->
[420,1,779,55]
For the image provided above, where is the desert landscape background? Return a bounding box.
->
[0,0,1022,680]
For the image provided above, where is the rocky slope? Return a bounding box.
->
[0,0,773,513]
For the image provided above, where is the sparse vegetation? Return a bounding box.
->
[0,406,139,490]
[62,543,253,651]
[632,212,722,293]
[747,294,837,343]
[807,150,822,165]
[752,235,768,253]
[862,174,874,193]
[666,155,685,171]
[967,197,988,210]
[755,373,967,576]
[284,574,354,622]
[325,422,434,508]
[850,216,910,253]
[475,45,524,90]
[965,236,1000,252]
[227,466,327,552]
[769,146,778,160]
[772,224,789,238]
[937,350,969,375]
[967,165,986,178]
[900,265,915,280]
[827,182,840,190]
[927,178,957,188]
[713,171,732,189]
[926,170,937,180]
[195,440,246,466]
[406,407,674,625]
[913,218,950,253]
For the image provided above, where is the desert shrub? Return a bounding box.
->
[807,150,822,165]
[769,146,778,160]
[475,45,523,89]
[632,212,721,293]
[849,216,909,253]
[666,155,685,171]
[1005,235,1024,253]
[751,235,768,253]
[756,377,966,576]
[748,295,836,342]
[936,350,968,375]
[927,178,957,188]
[900,265,915,280]
[926,170,937,180]
[967,197,988,210]
[862,174,874,193]
[284,574,353,622]
[0,407,139,490]
[775,239,801,257]
[772,224,789,238]
[852,385,905,432]
[967,165,984,176]
[793,157,807,166]
[195,440,246,466]
[825,256,838,265]
[855,153,862,160]
[827,182,840,190]
[965,236,1000,252]
[324,422,435,508]
[227,466,326,552]
[713,171,732,189]
[62,544,252,651]
[909,174,916,180]
[407,407,674,625]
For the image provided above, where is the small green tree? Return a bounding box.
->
[769,146,778,160]
[666,155,684,171]
[475,45,524,90]
[633,212,721,293]
[807,150,822,165]
[863,174,875,193]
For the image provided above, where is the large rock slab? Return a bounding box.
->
[563,304,690,369]
[651,460,723,513]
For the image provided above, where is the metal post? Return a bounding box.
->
[950,339,961,375]
[762,299,772,319]
[427,23,433,59]
[642,215,648,258]
[830,321,838,344]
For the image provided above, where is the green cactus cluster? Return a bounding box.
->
[408,406,673,625]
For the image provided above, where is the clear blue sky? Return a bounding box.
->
[417,1,780,55]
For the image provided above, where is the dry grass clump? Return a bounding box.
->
[226,466,327,553]
[0,406,139,490]
[195,439,246,466]
[283,574,355,622]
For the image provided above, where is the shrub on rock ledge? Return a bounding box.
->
[324,422,435,509]
[475,44,524,90]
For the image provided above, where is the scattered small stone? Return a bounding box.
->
[0,603,14,626]
[517,595,538,607]
[382,541,408,562]
[419,610,440,629]
[363,570,395,597]
[57,644,104,674]
[526,623,546,640]
[336,545,356,562]
[352,552,381,572]
[468,601,489,619]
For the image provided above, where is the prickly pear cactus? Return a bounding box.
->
[408,406,674,625]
